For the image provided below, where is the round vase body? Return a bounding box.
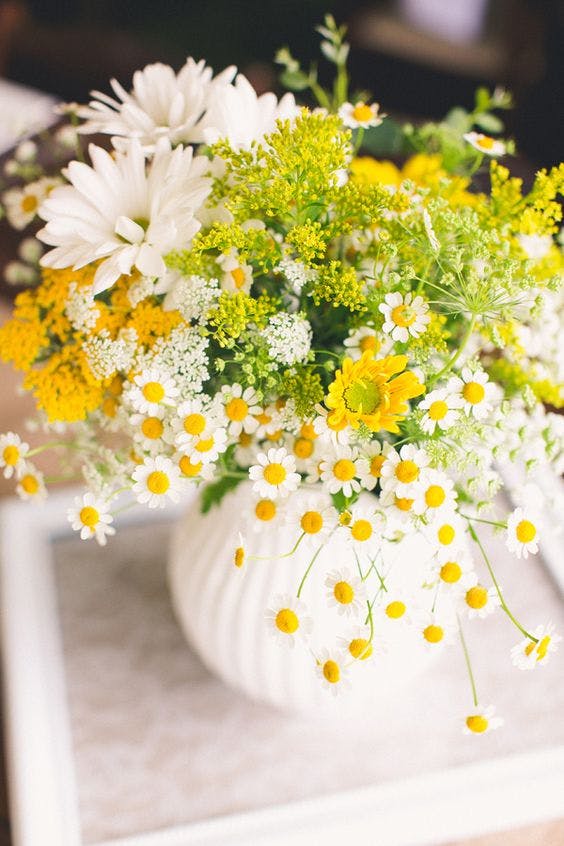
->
[168,483,440,715]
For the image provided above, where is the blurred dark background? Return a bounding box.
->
[0,0,562,165]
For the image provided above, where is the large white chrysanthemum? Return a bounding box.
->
[76,58,236,151]
[198,73,298,150]
[37,138,211,294]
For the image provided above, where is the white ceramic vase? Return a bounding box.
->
[168,482,438,715]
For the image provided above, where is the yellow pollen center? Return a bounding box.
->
[344,380,381,414]
[238,431,252,447]
[352,103,373,122]
[438,524,455,545]
[395,459,419,484]
[195,437,214,453]
[141,417,164,439]
[142,381,165,403]
[334,581,354,604]
[20,474,39,494]
[516,519,536,543]
[339,510,352,526]
[225,397,248,421]
[466,585,488,609]
[351,519,373,541]
[179,456,202,477]
[263,462,287,485]
[293,437,314,459]
[300,422,317,440]
[536,635,550,661]
[466,715,489,733]
[102,397,118,418]
[349,638,372,660]
[333,458,356,481]
[524,641,536,657]
[425,485,446,508]
[266,430,282,442]
[359,335,377,352]
[301,510,323,534]
[391,304,417,327]
[146,471,169,495]
[183,413,206,436]
[386,600,406,619]
[79,506,99,528]
[322,659,340,683]
[462,381,485,404]
[21,194,38,213]
[255,499,276,521]
[477,135,495,150]
[440,562,462,583]
[429,400,448,421]
[423,624,444,643]
[255,412,271,425]
[230,267,246,289]
[3,445,20,465]
[275,608,299,634]
[234,546,245,568]
[394,496,414,512]
[370,455,385,477]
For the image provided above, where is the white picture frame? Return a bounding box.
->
[1,487,564,846]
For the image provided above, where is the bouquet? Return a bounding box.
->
[1,17,563,732]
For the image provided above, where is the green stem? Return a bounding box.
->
[458,614,479,707]
[27,440,81,457]
[354,127,365,154]
[296,542,325,599]
[430,314,476,386]
[460,513,507,530]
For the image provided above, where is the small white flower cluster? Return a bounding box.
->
[65,282,100,332]
[276,258,318,292]
[139,327,210,398]
[263,313,312,366]
[83,328,138,380]
[163,273,220,323]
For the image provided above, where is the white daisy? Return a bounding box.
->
[234,431,258,468]
[15,465,47,502]
[176,452,216,482]
[173,398,218,449]
[285,492,337,544]
[412,470,457,517]
[313,407,351,446]
[184,425,228,465]
[380,443,429,498]
[132,455,183,508]
[379,485,417,527]
[325,567,366,617]
[462,576,501,619]
[345,505,386,553]
[417,611,456,651]
[505,507,540,559]
[379,291,430,343]
[253,405,283,440]
[338,624,383,661]
[356,440,389,491]
[432,551,475,591]
[316,648,351,695]
[418,388,463,434]
[338,101,385,129]
[511,623,561,670]
[216,248,253,293]
[248,447,300,499]
[130,411,168,452]
[0,432,29,479]
[319,445,361,497]
[463,132,506,157]
[343,326,393,361]
[379,590,412,625]
[425,513,466,559]
[77,58,236,151]
[265,594,313,648]
[38,138,211,295]
[463,704,504,735]
[2,177,59,230]
[67,492,115,545]
[449,368,496,420]
[127,369,179,415]
[220,383,261,437]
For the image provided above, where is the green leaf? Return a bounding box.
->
[279,69,310,92]
[200,475,243,514]
[474,112,504,134]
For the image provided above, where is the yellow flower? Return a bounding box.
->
[325,351,425,433]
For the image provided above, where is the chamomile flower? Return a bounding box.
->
[380,444,429,498]
[380,591,412,624]
[249,447,300,499]
[450,368,496,420]
[185,425,228,465]
[338,625,381,661]
[219,384,261,437]
[379,486,417,527]
[343,326,392,361]
[432,551,474,590]
[412,470,457,517]
[132,455,182,508]
[313,408,351,446]
[462,576,501,619]
[130,411,168,452]
[288,431,318,472]
[316,648,351,695]
[67,492,115,545]
[338,101,385,129]
[3,177,58,230]
[176,453,216,482]
[463,132,506,157]
[128,369,179,414]
[345,505,385,552]
[379,292,430,343]
[286,493,337,544]
[15,465,47,502]
[233,532,247,569]
[511,623,561,670]
[426,513,466,559]
[0,432,29,478]
[319,446,361,497]
[463,704,504,735]
[357,441,389,491]
[253,406,283,440]
[173,398,217,449]
[251,495,282,528]
[505,507,540,559]
[417,611,455,650]
[326,568,366,617]
[419,388,463,434]
[265,594,313,648]
[216,248,253,293]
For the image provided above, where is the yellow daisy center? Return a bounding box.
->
[344,380,381,414]
[524,641,536,657]
[334,581,354,604]
[195,437,214,453]
[263,462,286,485]
[466,585,488,609]
[322,659,340,683]
[349,638,372,660]
[275,608,299,634]
[102,397,118,418]
[395,459,419,484]
[21,194,38,213]
[20,474,39,494]
[179,456,202,477]
[386,600,406,619]
[183,413,206,436]
[359,334,377,352]
[437,524,455,545]
[339,510,352,526]
[234,546,245,568]
[428,400,448,421]
[423,624,444,643]
[142,381,165,403]
[477,135,495,150]
[301,510,323,534]
[425,485,446,508]
[391,304,417,327]
[536,635,551,661]
[440,562,462,583]
[266,430,282,442]
[255,499,276,521]
[370,454,385,477]
[80,506,99,528]
[333,459,356,481]
[255,412,272,425]
[394,496,414,512]
[141,417,164,439]
[352,103,373,122]
[351,519,373,542]
[516,519,536,543]
[300,422,317,440]
[146,471,169,495]
[3,445,20,465]
[466,715,489,733]
[462,381,485,404]
[230,267,246,289]
[293,437,314,459]
[225,397,248,421]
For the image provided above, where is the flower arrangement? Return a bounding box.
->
[1,17,563,733]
